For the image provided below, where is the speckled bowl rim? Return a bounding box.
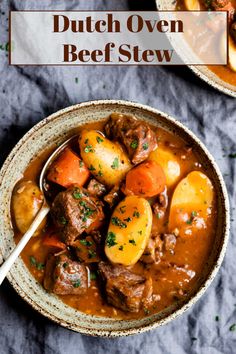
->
[155,1,236,98]
[188,66,236,98]
[0,100,230,337]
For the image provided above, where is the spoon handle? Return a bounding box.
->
[0,204,50,286]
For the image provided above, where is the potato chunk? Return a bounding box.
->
[79,130,131,188]
[184,0,200,10]
[169,171,214,237]
[148,147,181,187]
[12,180,46,236]
[105,196,152,266]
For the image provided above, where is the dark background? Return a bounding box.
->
[0,0,235,353]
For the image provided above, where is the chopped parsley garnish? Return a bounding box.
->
[79,201,95,222]
[186,211,197,225]
[59,216,67,225]
[97,164,103,176]
[63,262,68,268]
[119,245,124,251]
[229,324,236,331]
[129,239,136,245]
[88,165,96,171]
[156,212,161,219]
[106,231,117,247]
[84,138,89,144]
[82,211,94,222]
[133,211,140,218]
[29,256,37,266]
[36,263,45,270]
[73,279,81,288]
[120,206,126,214]
[90,271,97,280]
[130,140,138,149]
[29,256,45,271]
[84,145,94,153]
[80,239,93,247]
[229,153,236,158]
[72,190,82,199]
[138,230,143,235]
[143,142,149,150]
[88,250,96,259]
[96,136,104,144]
[111,216,127,228]
[79,160,84,167]
[143,308,150,315]
[111,157,119,169]
[124,217,132,222]
[204,0,212,10]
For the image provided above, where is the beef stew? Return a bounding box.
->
[11,113,217,320]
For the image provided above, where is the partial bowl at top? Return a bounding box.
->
[0,100,229,336]
[155,0,236,98]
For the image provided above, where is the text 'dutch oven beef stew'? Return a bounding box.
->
[11,113,216,319]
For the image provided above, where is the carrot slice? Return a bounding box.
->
[42,233,66,250]
[123,160,166,198]
[47,148,90,188]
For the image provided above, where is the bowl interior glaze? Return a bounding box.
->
[0,100,229,337]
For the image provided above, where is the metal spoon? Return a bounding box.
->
[0,135,77,285]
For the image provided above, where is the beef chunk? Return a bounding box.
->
[211,0,235,21]
[87,179,106,197]
[44,254,88,295]
[105,113,158,165]
[163,234,177,253]
[152,187,168,219]
[72,236,100,263]
[141,233,177,264]
[157,187,168,208]
[51,186,104,245]
[212,0,229,8]
[103,184,122,208]
[140,235,163,264]
[90,230,103,245]
[98,261,153,312]
[231,21,236,42]
[142,277,157,308]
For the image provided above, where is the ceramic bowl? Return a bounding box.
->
[0,100,230,337]
[155,0,236,98]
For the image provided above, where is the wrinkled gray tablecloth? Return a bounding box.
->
[0,0,236,353]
